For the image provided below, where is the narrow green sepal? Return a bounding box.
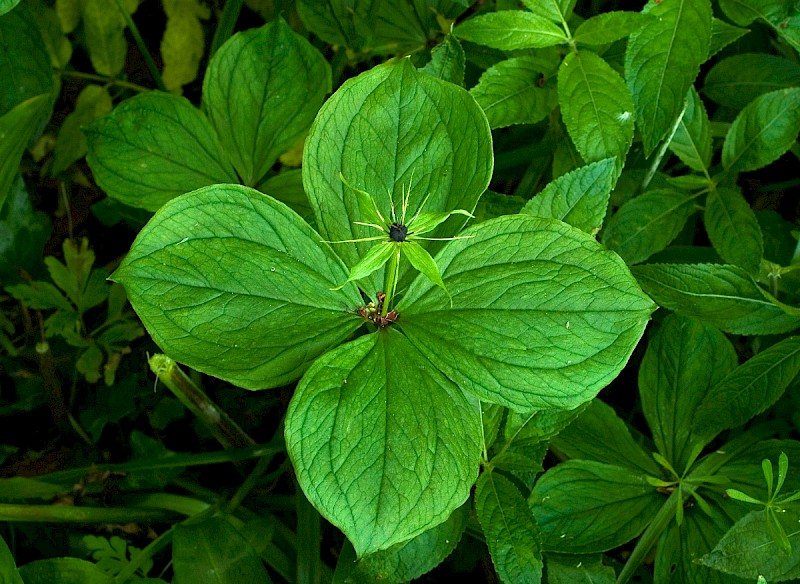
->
[332,242,395,290]
[402,241,452,305]
[340,173,386,227]
[408,209,473,236]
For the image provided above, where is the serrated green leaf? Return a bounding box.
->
[173,516,272,584]
[160,0,210,92]
[56,0,81,33]
[0,3,53,117]
[558,51,634,167]
[700,507,800,581]
[718,0,790,26]
[602,190,698,265]
[0,177,51,284]
[639,314,737,473]
[470,57,558,129]
[693,336,800,441]
[52,85,112,176]
[6,281,73,311]
[296,0,378,51]
[285,330,482,557]
[522,158,616,234]
[547,554,616,584]
[83,0,127,76]
[476,471,542,584]
[203,18,331,186]
[705,187,764,275]
[709,17,749,57]
[669,87,712,173]
[27,0,72,68]
[454,11,567,50]
[85,92,238,211]
[551,399,661,475]
[632,263,800,335]
[521,0,576,23]
[112,184,363,389]
[625,0,712,155]
[421,33,465,86]
[345,503,469,584]
[722,88,800,173]
[530,460,662,553]
[397,215,655,411]
[704,54,800,110]
[18,558,114,584]
[573,11,650,46]
[303,59,493,297]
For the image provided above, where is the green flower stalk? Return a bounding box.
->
[331,174,473,315]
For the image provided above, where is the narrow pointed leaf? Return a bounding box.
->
[530,460,662,553]
[625,0,712,155]
[522,158,616,234]
[705,187,764,275]
[602,190,698,265]
[285,330,482,557]
[337,242,395,288]
[454,11,567,50]
[397,215,655,411]
[693,336,800,441]
[470,57,558,129]
[722,88,800,174]
[709,17,749,57]
[85,92,238,211]
[0,534,22,584]
[203,19,330,185]
[639,315,737,473]
[558,51,635,167]
[703,54,800,110]
[112,184,363,389]
[409,210,471,236]
[669,87,712,173]
[304,59,493,296]
[421,34,465,86]
[633,263,800,335]
[475,471,543,584]
[401,242,446,294]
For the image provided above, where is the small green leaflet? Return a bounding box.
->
[454,11,567,51]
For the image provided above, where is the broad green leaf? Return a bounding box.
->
[85,92,238,211]
[0,94,51,210]
[27,0,72,69]
[639,315,737,473]
[470,57,558,129]
[699,508,800,581]
[719,440,800,500]
[173,515,272,584]
[557,51,634,167]
[718,0,791,27]
[547,554,616,584]
[551,399,661,476]
[203,19,331,185]
[655,493,742,584]
[492,404,587,473]
[521,0,576,23]
[693,336,800,441]
[0,3,53,117]
[669,87,712,173]
[112,184,363,390]
[0,177,50,285]
[52,85,113,176]
[160,0,210,92]
[454,11,567,50]
[722,88,800,173]
[573,11,650,46]
[703,54,800,110]
[0,535,22,584]
[344,503,469,584]
[257,169,312,222]
[296,0,378,50]
[530,460,662,553]
[285,330,482,557]
[522,158,616,234]
[708,17,749,57]
[83,0,127,76]
[0,0,19,14]
[602,190,698,265]
[18,558,113,584]
[397,215,655,411]
[421,34,465,86]
[372,0,453,55]
[303,59,493,297]
[625,0,712,155]
[482,402,504,454]
[705,187,764,275]
[632,263,800,335]
[475,471,542,584]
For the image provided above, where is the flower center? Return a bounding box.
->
[388,223,408,242]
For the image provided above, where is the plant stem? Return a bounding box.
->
[60,70,151,93]
[0,504,177,523]
[381,246,401,316]
[112,0,166,91]
[210,0,244,58]
[641,101,688,192]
